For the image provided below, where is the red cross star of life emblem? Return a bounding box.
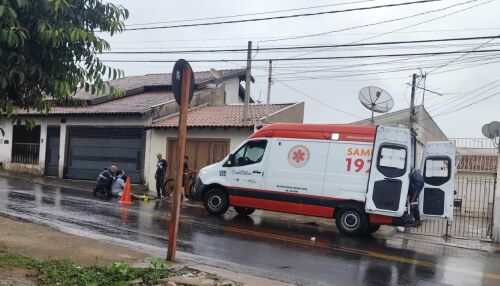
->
[288,145,310,168]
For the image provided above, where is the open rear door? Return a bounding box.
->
[365,126,411,217]
[419,141,456,220]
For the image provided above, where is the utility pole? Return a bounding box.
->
[243,41,252,120]
[410,73,417,168]
[265,60,272,122]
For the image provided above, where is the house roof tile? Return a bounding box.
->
[17,91,176,116]
[148,103,296,128]
[73,69,245,100]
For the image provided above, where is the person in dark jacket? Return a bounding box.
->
[94,165,117,197]
[408,168,425,227]
[155,153,168,199]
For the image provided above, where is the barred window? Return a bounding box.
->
[11,125,41,164]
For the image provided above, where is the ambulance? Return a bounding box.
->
[192,124,456,235]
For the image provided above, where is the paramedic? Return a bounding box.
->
[408,168,425,227]
[94,165,118,197]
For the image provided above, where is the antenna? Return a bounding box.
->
[358,86,394,123]
[482,121,500,149]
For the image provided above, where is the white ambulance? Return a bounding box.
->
[192,124,456,235]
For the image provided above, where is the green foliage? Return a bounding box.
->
[0,251,172,286]
[0,0,128,122]
[0,252,38,268]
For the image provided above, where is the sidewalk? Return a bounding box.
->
[0,215,293,286]
[0,170,150,194]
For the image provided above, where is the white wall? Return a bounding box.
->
[222,77,243,104]
[0,116,152,176]
[145,127,252,191]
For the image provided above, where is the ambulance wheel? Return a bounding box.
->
[365,224,381,234]
[335,206,368,235]
[234,207,255,216]
[204,188,229,215]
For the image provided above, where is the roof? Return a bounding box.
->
[457,154,497,172]
[352,105,447,141]
[148,103,295,129]
[17,91,176,116]
[251,123,376,142]
[73,69,247,101]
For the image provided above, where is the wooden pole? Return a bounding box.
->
[410,73,417,168]
[167,64,191,261]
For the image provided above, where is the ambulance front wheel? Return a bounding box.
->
[234,206,255,216]
[335,206,368,235]
[204,188,229,215]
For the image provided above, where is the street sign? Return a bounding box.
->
[172,59,195,106]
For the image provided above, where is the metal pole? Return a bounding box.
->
[167,64,191,261]
[244,41,252,120]
[410,73,417,168]
[265,60,272,122]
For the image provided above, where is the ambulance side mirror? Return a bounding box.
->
[224,154,236,167]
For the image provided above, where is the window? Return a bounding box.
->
[377,145,407,177]
[11,125,41,164]
[424,157,451,186]
[233,140,267,166]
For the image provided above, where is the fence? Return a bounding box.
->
[408,138,497,240]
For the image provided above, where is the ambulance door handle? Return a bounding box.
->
[253,170,262,174]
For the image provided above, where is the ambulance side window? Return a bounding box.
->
[423,157,451,186]
[377,145,407,177]
[233,140,267,167]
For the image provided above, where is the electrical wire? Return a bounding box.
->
[125,0,378,27]
[122,0,442,31]
[260,0,483,43]
[278,81,364,119]
[102,35,500,54]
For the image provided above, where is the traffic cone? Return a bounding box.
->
[119,178,132,205]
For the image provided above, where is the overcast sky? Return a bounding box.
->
[99,0,500,138]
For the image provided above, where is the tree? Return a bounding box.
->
[0,0,128,128]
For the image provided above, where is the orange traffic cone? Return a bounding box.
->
[119,178,131,205]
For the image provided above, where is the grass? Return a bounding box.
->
[0,251,172,286]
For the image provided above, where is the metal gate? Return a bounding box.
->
[409,138,497,240]
[65,127,144,183]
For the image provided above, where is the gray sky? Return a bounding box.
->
[99,0,500,138]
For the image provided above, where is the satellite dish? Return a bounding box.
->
[482,123,492,138]
[358,86,394,123]
[488,121,500,137]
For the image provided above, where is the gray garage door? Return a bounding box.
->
[66,127,144,183]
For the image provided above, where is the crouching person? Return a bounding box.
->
[94,165,117,198]
[111,170,126,197]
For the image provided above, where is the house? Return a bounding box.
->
[352,105,448,167]
[145,102,305,189]
[0,68,304,191]
[0,69,248,183]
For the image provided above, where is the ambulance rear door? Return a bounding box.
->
[419,141,456,220]
[365,126,411,217]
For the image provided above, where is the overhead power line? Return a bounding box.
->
[102,35,500,54]
[100,49,500,63]
[122,0,442,31]
[260,0,485,43]
[126,0,377,27]
[278,81,364,119]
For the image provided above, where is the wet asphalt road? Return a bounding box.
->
[0,177,499,286]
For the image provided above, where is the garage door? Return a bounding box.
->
[66,127,144,183]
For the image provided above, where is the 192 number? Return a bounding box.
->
[346,158,371,173]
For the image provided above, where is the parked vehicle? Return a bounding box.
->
[192,124,456,235]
